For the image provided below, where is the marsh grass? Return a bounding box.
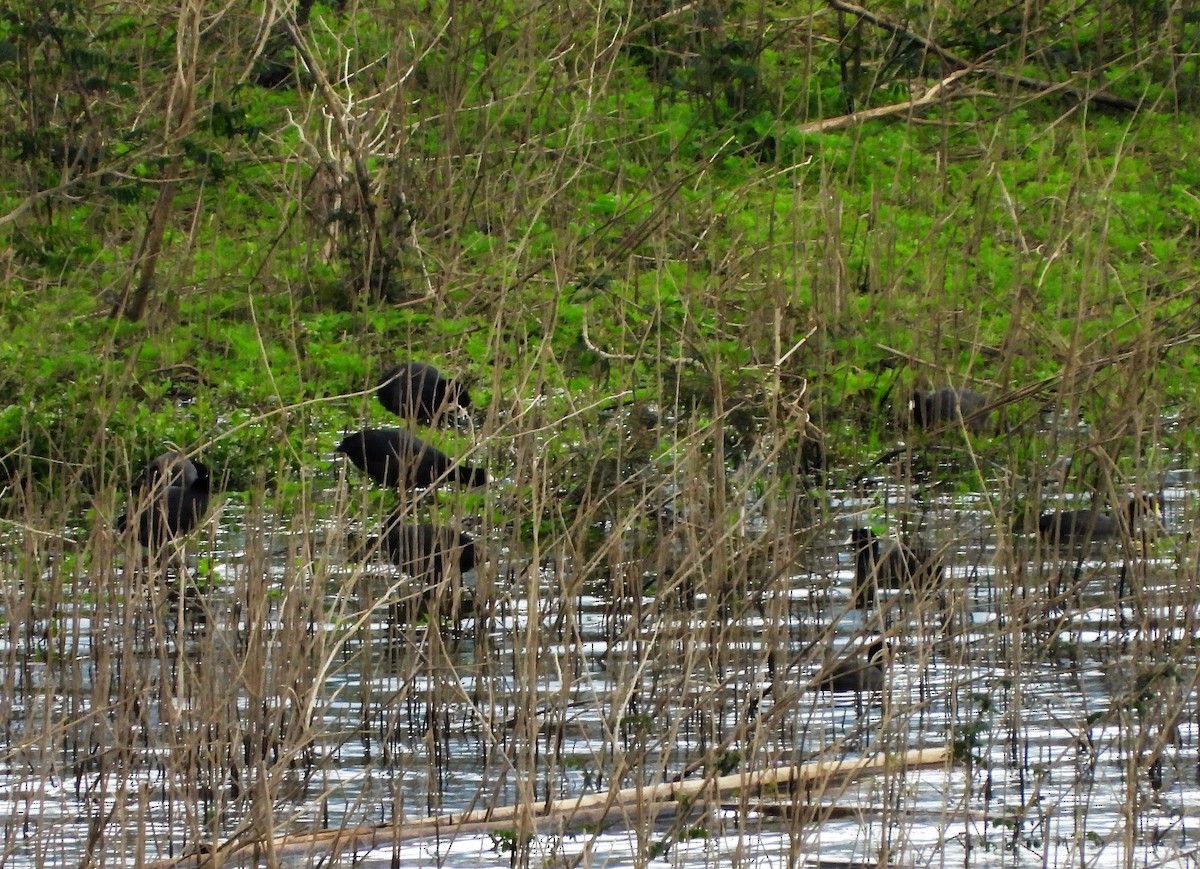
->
[2,358,1197,867]
[2,1,1200,867]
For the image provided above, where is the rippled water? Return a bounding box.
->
[0,472,1197,868]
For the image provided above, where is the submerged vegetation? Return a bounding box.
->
[0,1,1199,866]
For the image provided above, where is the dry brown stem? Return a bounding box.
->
[150,747,949,867]
[796,69,975,133]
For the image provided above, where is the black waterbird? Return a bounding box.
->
[118,451,213,550]
[364,520,479,582]
[377,362,471,425]
[850,528,942,609]
[816,637,887,694]
[911,387,989,433]
[1038,495,1161,547]
[336,428,487,490]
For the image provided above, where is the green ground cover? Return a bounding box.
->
[0,0,1196,492]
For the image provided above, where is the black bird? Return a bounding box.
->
[118,452,213,550]
[357,519,480,623]
[1038,495,1160,546]
[816,637,887,694]
[377,362,471,425]
[851,528,942,609]
[362,520,479,582]
[336,428,487,490]
[912,387,989,432]
[134,451,197,489]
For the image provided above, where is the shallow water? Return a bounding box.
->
[0,474,1197,869]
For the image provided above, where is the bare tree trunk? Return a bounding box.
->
[111,0,200,321]
[119,170,182,322]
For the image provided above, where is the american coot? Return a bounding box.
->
[336,428,487,490]
[851,528,942,609]
[816,637,887,693]
[371,520,478,582]
[377,362,471,425]
[118,452,213,550]
[1038,495,1160,546]
[912,387,989,432]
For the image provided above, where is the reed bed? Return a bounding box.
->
[0,372,1196,869]
[1,4,1197,868]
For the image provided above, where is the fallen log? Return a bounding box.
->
[148,746,949,868]
[794,70,975,134]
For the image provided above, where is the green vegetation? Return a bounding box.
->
[1,0,1197,498]
[2,6,1199,864]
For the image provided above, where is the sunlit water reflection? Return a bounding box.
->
[0,475,1198,868]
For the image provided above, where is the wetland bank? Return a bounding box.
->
[1,1,1199,866]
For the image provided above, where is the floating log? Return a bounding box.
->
[147,747,949,868]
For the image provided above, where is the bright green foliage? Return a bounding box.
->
[0,0,1196,498]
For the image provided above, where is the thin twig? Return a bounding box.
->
[581,313,700,367]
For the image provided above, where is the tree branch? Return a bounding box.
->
[796,69,974,133]
[826,0,1143,112]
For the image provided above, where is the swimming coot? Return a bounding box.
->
[368,520,478,582]
[816,637,887,694]
[1038,495,1160,546]
[911,387,989,433]
[118,452,213,550]
[336,428,487,490]
[850,528,942,609]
